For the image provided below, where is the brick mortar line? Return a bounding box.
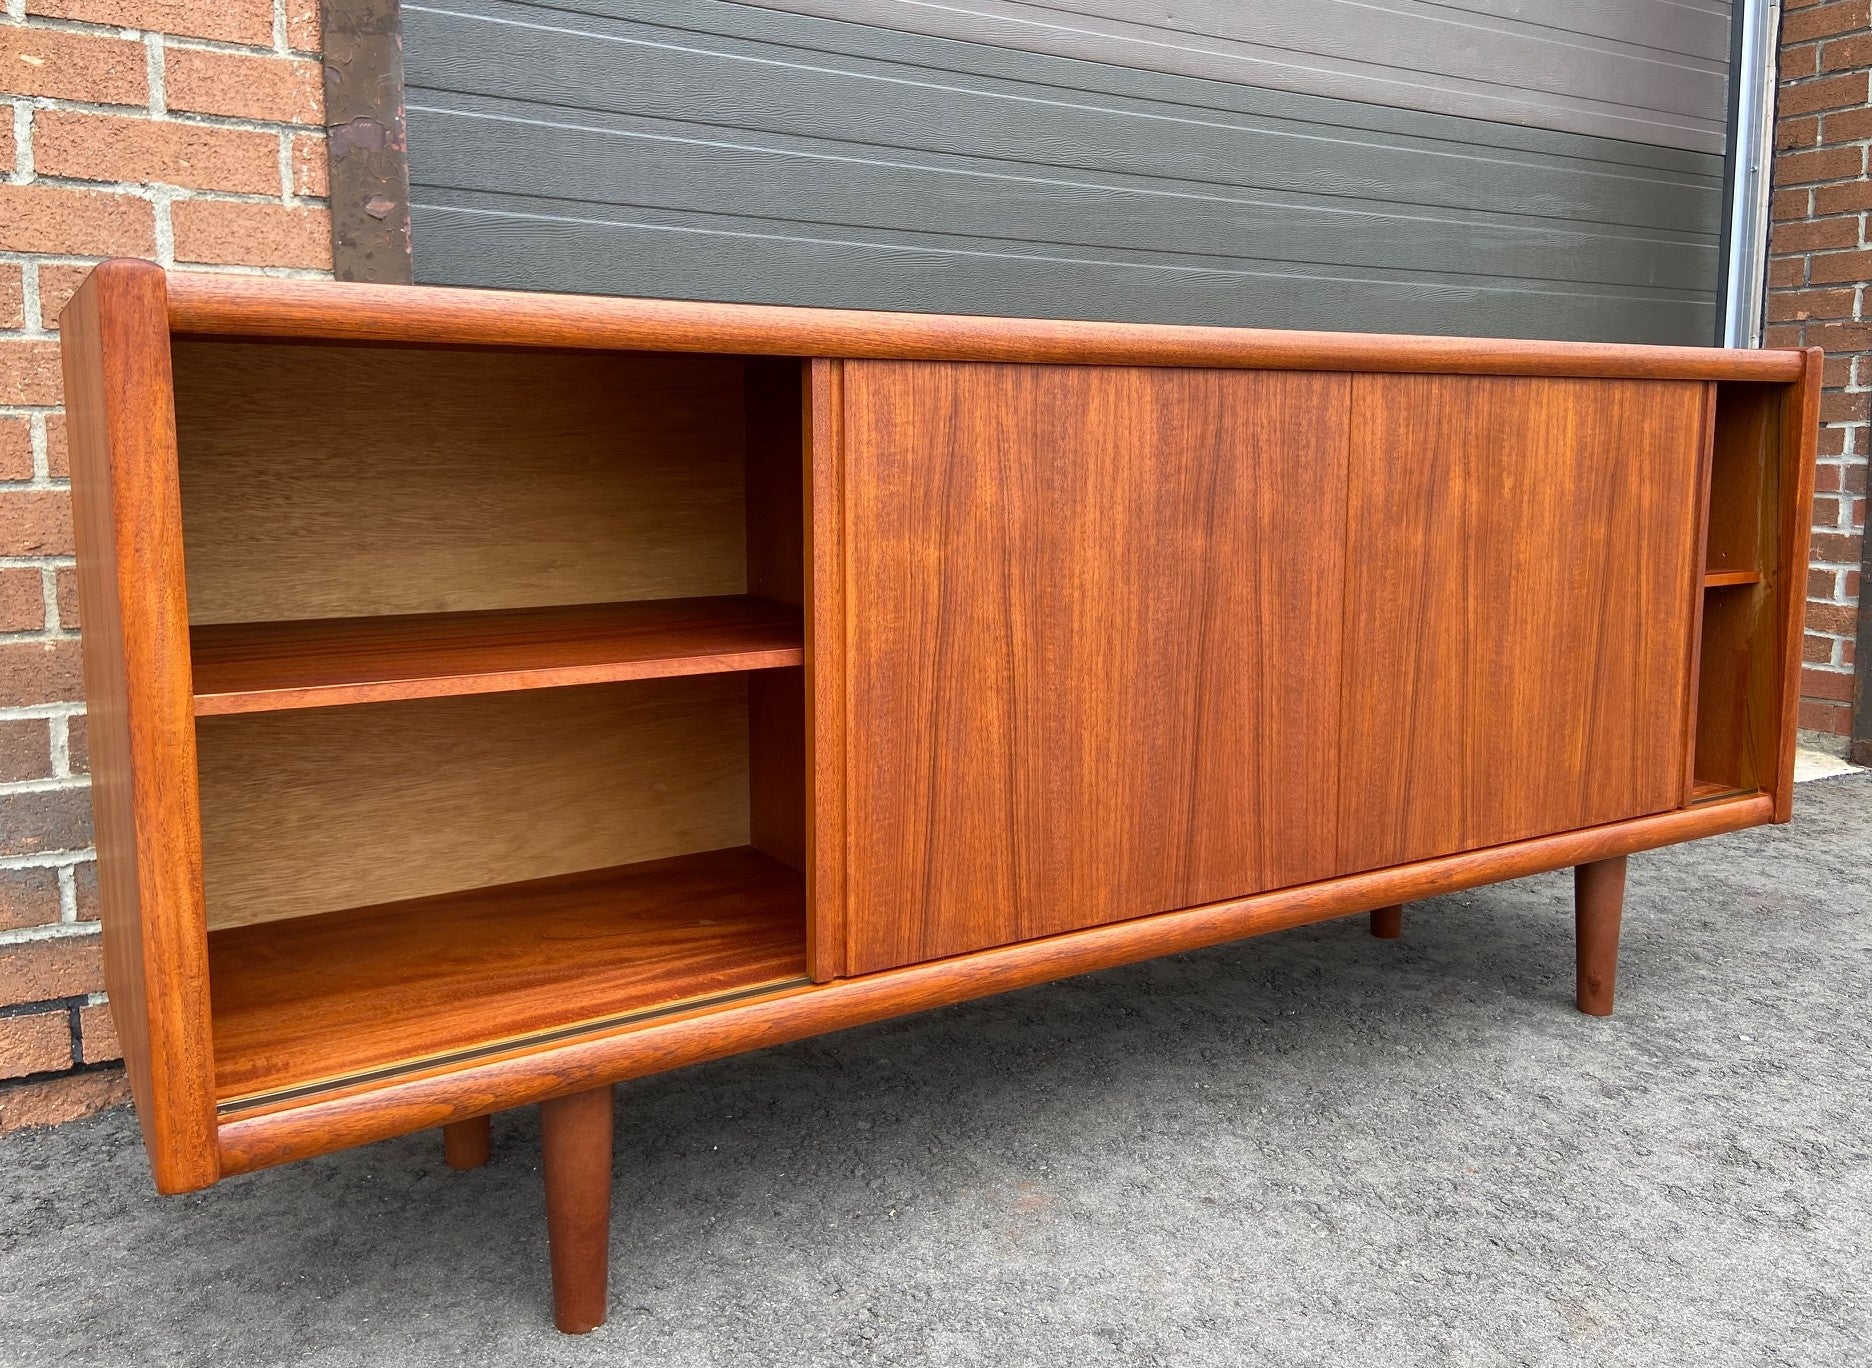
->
[0,701,82,718]
[0,1061,124,1089]
[22,171,328,208]
[0,921,98,946]
[0,253,332,281]
[0,565,77,579]
[0,772,89,794]
[0,13,320,60]
[14,91,326,138]
[0,992,91,1020]
[0,849,94,871]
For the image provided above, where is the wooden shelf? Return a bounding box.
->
[1703,569,1762,589]
[208,846,807,1106]
[190,596,804,715]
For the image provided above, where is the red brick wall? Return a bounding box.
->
[1770,0,1872,743]
[0,0,330,1131]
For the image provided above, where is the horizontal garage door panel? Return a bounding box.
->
[739,1,1731,153]
[404,0,1725,343]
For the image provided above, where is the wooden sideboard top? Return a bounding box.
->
[159,265,1805,383]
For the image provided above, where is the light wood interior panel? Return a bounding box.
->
[841,362,1350,975]
[1704,382,1777,575]
[172,343,749,623]
[749,667,806,871]
[1694,383,1786,793]
[1337,375,1705,870]
[196,676,751,928]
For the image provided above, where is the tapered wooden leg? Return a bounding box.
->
[539,1086,614,1335]
[443,1115,490,1170]
[1575,856,1627,1017]
[1370,904,1403,939]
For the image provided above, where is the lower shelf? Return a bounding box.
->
[208,846,808,1108]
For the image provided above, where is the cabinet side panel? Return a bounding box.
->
[60,263,217,1192]
[842,361,1350,974]
[1339,375,1704,867]
[1772,351,1823,821]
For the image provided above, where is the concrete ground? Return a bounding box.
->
[3,776,1869,1367]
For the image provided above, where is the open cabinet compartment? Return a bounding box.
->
[169,339,812,1111]
[1691,381,1793,800]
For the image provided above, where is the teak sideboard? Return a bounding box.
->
[62,261,1819,1334]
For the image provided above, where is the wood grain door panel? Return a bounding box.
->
[1336,375,1706,872]
[838,363,1706,976]
[842,362,1351,974]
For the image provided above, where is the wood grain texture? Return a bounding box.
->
[214,795,1773,1173]
[841,362,1350,973]
[745,358,809,873]
[58,261,220,1194]
[189,596,803,715]
[170,342,748,623]
[539,1086,613,1334]
[443,1116,490,1170]
[162,273,1804,382]
[1695,583,1774,794]
[748,667,806,873]
[195,676,751,928]
[805,358,848,982]
[209,847,805,1102]
[1574,855,1626,1016]
[1337,375,1705,871]
[1704,383,1775,576]
[1693,380,1803,798]
[1772,351,1825,822]
[1680,384,1717,807]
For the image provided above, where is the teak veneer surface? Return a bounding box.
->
[209,847,807,1103]
[845,363,1351,970]
[215,796,1772,1171]
[196,677,753,928]
[190,596,805,714]
[840,363,1705,974]
[55,263,1822,1202]
[164,273,1804,382]
[61,260,221,1190]
[1338,374,1704,869]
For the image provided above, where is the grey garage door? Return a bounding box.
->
[401,0,1734,343]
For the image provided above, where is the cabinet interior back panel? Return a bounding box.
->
[402,0,1725,344]
[171,342,749,624]
[196,677,752,929]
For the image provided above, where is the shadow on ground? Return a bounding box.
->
[4,776,1870,1367]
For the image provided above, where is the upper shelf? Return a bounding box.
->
[190,595,804,716]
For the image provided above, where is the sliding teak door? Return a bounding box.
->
[834,363,1707,975]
